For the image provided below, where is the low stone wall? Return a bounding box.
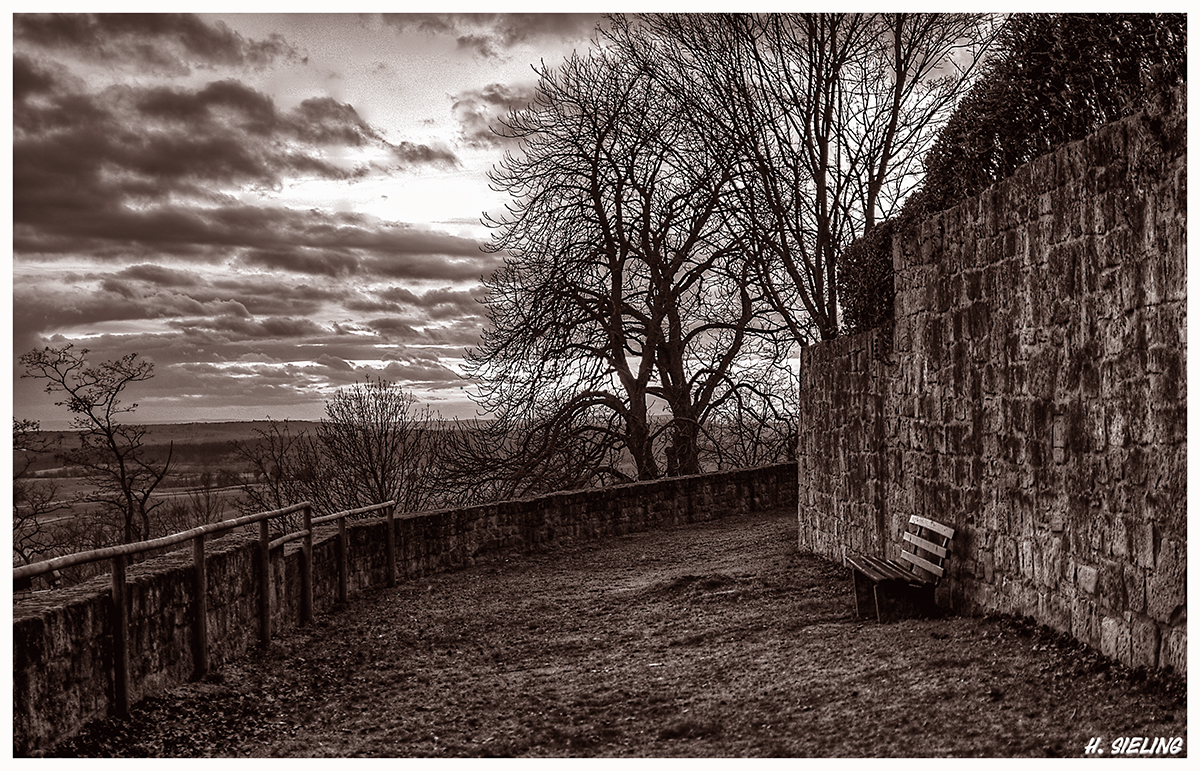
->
[798,91,1186,672]
[13,462,796,755]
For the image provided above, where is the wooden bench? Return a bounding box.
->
[846,515,955,622]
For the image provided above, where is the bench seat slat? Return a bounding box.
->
[846,555,909,584]
[902,531,948,559]
[865,557,920,583]
[845,555,891,583]
[848,554,930,586]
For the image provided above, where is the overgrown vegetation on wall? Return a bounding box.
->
[836,219,897,335]
[838,12,1186,334]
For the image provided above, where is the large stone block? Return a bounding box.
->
[1159,625,1187,673]
[1130,615,1161,669]
[1100,613,1133,665]
[1071,595,1100,647]
[1076,563,1099,595]
[1146,538,1185,624]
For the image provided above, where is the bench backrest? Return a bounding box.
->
[898,515,955,583]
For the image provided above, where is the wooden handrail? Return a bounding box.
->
[12,501,313,581]
[311,500,393,525]
[268,529,311,551]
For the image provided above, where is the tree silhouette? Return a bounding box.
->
[20,345,173,545]
[608,13,1000,343]
[233,379,446,525]
[12,418,69,567]
[470,47,791,481]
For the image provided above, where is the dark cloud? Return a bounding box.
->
[361,254,497,283]
[351,284,485,316]
[376,358,463,385]
[229,219,492,281]
[206,315,327,340]
[11,261,365,353]
[366,316,484,347]
[239,248,364,279]
[12,53,67,101]
[115,264,203,288]
[13,13,303,76]
[315,354,355,372]
[13,283,226,363]
[12,52,464,269]
[291,95,385,147]
[419,286,487,319]
[364,317,423,342]
[13,318,477,424]
[15,190,490,282]
[381,13,601,59]
[13,75,456,227]
[391,140,460,167]
[451,82,537,147]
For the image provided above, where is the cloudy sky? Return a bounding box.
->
[9,11,608,426]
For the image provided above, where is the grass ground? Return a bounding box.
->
[48,506,1186,758]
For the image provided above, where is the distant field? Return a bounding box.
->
[17,422,321,536]
[22,421,321,478]
[16,422,315,574]
[140,421,320,446]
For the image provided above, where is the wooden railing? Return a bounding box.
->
[12,499,397,717]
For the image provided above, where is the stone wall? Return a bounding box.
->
[13,462,796,755]
[798,90,1186,672]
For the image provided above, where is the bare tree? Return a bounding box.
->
[470,47,791,481]
[609,13,1001,343]
[436,408,637,505]
[12,418,69,567]
[20,345,173,544]
[233,418,319,532]
[315,377,447,515]
[154,470,231,538]
[695,358,800,470]
[233,380,446,526]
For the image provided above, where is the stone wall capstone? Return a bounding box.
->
[797,89,1185,672]
[14,462,797,756]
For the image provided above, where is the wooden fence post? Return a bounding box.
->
[192,534,209,678]
[386,503,397,588]
[300,504,313,625]
[337,516,348,604]
[110,554,130,717]
[258,519,271,646]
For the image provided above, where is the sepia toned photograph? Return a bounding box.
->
[10,9,1186,758]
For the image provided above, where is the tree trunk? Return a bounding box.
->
[669,415,702,477]
[626,409,661,480]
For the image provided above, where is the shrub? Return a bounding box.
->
[839,13,1186,332]
[915,12,1186,219]
[837,219,897,335]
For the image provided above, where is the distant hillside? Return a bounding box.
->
[140,421,321,446]
[18,421,322,476]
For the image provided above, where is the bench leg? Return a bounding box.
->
[851,569,875,619]
[873,583,886,623]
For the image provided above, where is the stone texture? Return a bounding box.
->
[797,89,1185,675]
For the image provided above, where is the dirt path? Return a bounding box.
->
[50,506,1185,757]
